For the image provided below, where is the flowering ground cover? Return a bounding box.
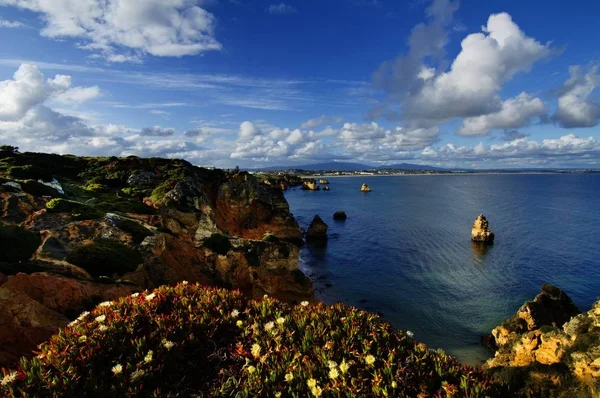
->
[1,283,510,397]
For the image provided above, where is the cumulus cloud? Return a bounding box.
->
[140,126,176,137]
[553,65,600,128]
[0,0,222,62]
[0,19,26,28]
[300,114,343,129]
[52,86,102,104]
[458,93,546,136]
[267,3,297,14]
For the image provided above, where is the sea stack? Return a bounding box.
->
[319,179,329,184]
[471,214,494,243]
[360,183,371,192]
[302,180,319,191]
[333,211,347,220]
[323,185,330,191]
[306,215,328,242]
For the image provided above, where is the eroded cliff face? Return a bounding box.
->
[485,284,600,397]
[0,150,312,366]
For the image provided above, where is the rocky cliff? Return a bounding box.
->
[485,284,600,397]
[0,150,312,366]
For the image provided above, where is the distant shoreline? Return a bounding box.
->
[302,171,600,178]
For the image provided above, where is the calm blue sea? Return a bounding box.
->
[285,174,600,365]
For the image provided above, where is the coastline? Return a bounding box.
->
[301,171,599,178]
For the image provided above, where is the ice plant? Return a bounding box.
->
[111,364,122,376]
[95,315,106,323]
[1,372,17,386]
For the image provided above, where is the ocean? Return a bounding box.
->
[284,174,600,365]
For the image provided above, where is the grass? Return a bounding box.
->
[0,283,509,397]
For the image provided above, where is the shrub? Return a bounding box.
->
[0,225,41,263]
[203,233,232,255]
[0,284,508,397]
[46,199,105,220]
[65,239,142,277]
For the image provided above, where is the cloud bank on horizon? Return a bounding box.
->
[0,0,599,168]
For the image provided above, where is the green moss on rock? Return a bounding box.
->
[46,199,105,220]
[0,224,41,262]
[65,239,142,277]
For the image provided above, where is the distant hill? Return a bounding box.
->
[378,163,445,171]
[259,162,374,171]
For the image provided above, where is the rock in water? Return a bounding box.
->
[318,179,329,184]
[302,180,319,191]
[323,186,330,191]
[306,215,328,241]
[333,211,347,220]
[360,183,371,192]
[471,214,494,242]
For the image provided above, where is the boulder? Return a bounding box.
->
[318,179,329,184]
[323,186,330,191]
[471,214,494,243]
[333,211,347,220]
[360,183,371,192]
[302,180,319,191]
[306,215,328,242]
[127,171,158,188]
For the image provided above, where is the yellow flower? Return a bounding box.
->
[264,321,275,331]
[130,369,145,382]
[98,325,108,332]
[300,301,309,307]
[95,315,106,323]
[111,364,123,375]
[247,365,256,374]
[329,368,339,379]
[131,292,140,298]
[275,393,282,398]
[365,355,375,365]
[311,385,323,397]
[339,360,349,374]
[77,311,90,320]
[181,280,189,285]
[307,378,317,388]
[231,309,240,318]
[276,317,285,325]
[327,360,337,368]
[98,301,112,307]
[251,343,261,358]
[236,320,243,327]
[1,372,18,386]
[162,339,175,350]
[285,372,294,382]
[391,381,398,388]
[79,335,87,342]
[144,350,153,363]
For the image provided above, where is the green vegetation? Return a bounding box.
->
[46,199,105,220]
[0,284,509,397]
[7,165,54,181]
[65,239,142,277]
[0,225,41,263]
[203,233,232,255]
[20,180,63,197]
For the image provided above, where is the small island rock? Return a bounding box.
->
[471,214,494,242]
[333,211,347,220]
[302,180,319,191]
[306,215,328,241]
[360,183,371,192]
[323,186,330,191]
[318,179,329,184]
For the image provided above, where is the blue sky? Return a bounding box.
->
[0,0,599,168]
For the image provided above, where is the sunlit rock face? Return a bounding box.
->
[360,183,371,192]
[0,151,312,366]
[471,214,494,243]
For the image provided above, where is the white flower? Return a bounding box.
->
[79,335,87,342]
[276,317,285,325]
[95,315,106,323]
[131,293,140,298]
[329,367,339,379]
[236,320,243,327]
[181,280,189,285]
[68,320,78,327]
[144,350,153,363]
[251,343,261,358]
[264,321,274,331]
[1,372,18,386]
[327,360,337,368]
[365,355,375,365]
[98,301,112,307]
[77,311,90,320]
[131,369,145,382]
[231,309,240,318]
[98,325,108,332]
[406,330,414,338]
[145,293,156,301]
[300,301,309,307]
[263,294,269,299]
[162,339,175,350]
[111,364,123,375]
[285,372,294,382]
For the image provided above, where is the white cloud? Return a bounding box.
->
[300,114,344,129]
[267,3,297,14]
[0,19,26,28]
[140,126,176,137]
[238,121,262,141]
[458,92,546,135]
[553,65,600,128]
[0,0,222,62]
[52,86,102,104]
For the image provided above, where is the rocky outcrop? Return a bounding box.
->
[0,151,313,366]
[471,214,494,243]
[360,183,371,192]
[485,285,600,396]
[333,211,347,220]
[306,215,328,242]
[318,179,329,184]
[302,180,319,191]
[323,186,330,191]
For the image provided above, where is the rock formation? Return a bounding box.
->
[333,211,347,220]
[302,179,319,191]
[471,214,494,242]
[318,179,329,184]
[485,284,600,396]
[323,186,330,191]
[360,183,371,192]
[306,215,328,242]
[0,151,313,366]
